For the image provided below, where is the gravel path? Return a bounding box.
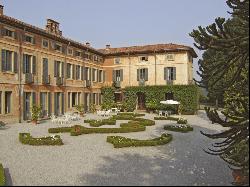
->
[0,111,233,186]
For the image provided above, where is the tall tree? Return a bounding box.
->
[190,0,249,184]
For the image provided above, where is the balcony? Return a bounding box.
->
[84,80,91,88]
[139,79,145,86]
[56,77,64,86]
[42,75,50,85]
[114,81,121,88]
[167,80,174,85]
[25,73,34,84]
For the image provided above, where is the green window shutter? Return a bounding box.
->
[164,67,167,80]
[61,62,64,78]
[32,92,36,106]
[48,92,51,116]
[23,54,26,73]
[113,70,116,81]
[32,56,36,74]
[137,69,140,81]
[120,69,123,81]
[81,66,84,80]
[54,61,57,77]
[14,52,18,73]
[145,68,148,81]
[173,67,176,80]
[1,49,6,72]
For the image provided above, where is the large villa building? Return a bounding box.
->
[0,5,197,123]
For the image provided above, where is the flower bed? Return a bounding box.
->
[112,113,145,120]
[19,133,64,146]
[154,116,188,124]
[132,118,155,126]
[0,164,5,186]
[84,119,116,127]
[48,127,72,134]
[70,123,146,136]
[164,124,193,133]
[107,133,173,148]
[177,118,188,124]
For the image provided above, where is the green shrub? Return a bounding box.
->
[0,164,5,186]
[177,118,188,124]
[107,133,173,148]
[133,118,155,126]
[164,125,193,133]
[84,119,116,127]
[48,127,72,134]
[102,85,199,114]
[154,116,180,121]
[19,133,64,146]
[70,123,146,136]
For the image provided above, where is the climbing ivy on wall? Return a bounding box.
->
[101,85,200,114]
[101,87,116,110]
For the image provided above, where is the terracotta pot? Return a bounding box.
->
[232,169,249,185]
[32,120,37,125]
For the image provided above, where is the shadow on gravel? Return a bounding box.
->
[4,168,13,186]
[80,126,232,186]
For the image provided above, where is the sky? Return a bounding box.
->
[0,0,231,80]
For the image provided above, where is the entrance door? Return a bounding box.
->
[84,93,89,112]
[137,92,146,110]
[54,93,61,116]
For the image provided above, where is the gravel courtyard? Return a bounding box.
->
[0,111,233,186]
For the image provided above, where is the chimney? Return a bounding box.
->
[86,42,91,47]
[0,5,4,16]
[46,19,62,36]
[106,44,111,49]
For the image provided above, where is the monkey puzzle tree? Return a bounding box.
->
[190,0,249,184]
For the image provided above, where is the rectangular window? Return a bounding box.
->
[139,56,149,62]
[139,69,146,80]
[25,35,34,44]
[55,43,62,52]
[166,54,175,61]
[85,67,89,80]
[42,39,49,48]
[99,70,103,82]
[23,54,34,74]
[40,92,48,117]
[5,92,12,114]
[4,28,15,38]
[166,67,176,81]
[67,63,72,79]
[93,55,98,62]
[76,65,81,80]
[92,69,96,82]
[75,51,81,57]
[68,48,73,55]
[5,50,13,72]
[114,58,121,64]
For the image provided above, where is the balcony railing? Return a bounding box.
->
[167,80,174,85]
[25,73,34,84]
[139,79,145,86]
[56,77,64,86]
[114,81,121,88]
[42,75,50,85]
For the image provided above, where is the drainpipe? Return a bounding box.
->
[18,27,24,123]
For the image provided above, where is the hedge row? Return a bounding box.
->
[70,123,146,136]
[111,113,145,120]
[164,125,193,133]
[84,119,116,127]
[48,127,72,134]
[0,164,5,186]
[19,133,64,146]
[154,116,188,124]
[107,133,173,148]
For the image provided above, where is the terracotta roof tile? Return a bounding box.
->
[99,43,198,57]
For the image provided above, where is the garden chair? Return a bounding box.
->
[159,110,164,116]
[104,110,111,117]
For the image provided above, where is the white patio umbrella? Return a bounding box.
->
[160,100,180,105]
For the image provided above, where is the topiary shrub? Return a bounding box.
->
[107,133,173,148]
[164,124,193,133]
[19,133,64,146]
[70,124,146,136]
[84,119,116,127]
[0,164,5,186]
[177,118,188,124]
[48,127,72,134]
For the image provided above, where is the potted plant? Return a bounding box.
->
[31,105,42,125]
[75,104,85,117]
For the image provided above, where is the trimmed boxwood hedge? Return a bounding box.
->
[102,85,199,114]
[154,116,188,124]
[48,127,72,134]
[70,123,146,136]
[132,118,155,126]
[19,133,64,146]
[84,119,116,127]
[164,125,193,133]
[107,133,173,148]
[0,164,5,186]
